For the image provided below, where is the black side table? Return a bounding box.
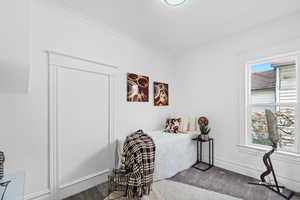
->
[107,169,130,199]
[192,137,214,171]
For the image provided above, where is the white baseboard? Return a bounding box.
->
[58,169,110,199]
[25,157,299,200]
[25,189,51,200]
[214,157,300,193]
[24,169,110,200]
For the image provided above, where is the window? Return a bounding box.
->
[245,53,300,153]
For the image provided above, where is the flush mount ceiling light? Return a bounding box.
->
[164,0,186,6]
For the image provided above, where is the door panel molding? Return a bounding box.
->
[47,51,117,199]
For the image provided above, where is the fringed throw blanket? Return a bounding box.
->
[123,130,156,199]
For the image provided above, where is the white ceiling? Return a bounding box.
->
[61,0,300,53]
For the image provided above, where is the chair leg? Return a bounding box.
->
[248,148,294,200]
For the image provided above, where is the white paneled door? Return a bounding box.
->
[48,52,116,199]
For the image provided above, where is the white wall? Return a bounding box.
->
[174,12,300,192]
[0,0,30,93]
[1,0,174,199]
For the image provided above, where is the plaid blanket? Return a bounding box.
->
[123,130,156,199]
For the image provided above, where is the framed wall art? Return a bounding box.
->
[154,82,169,106]
[127,73,149,102]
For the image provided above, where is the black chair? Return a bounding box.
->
[248,109,294,199]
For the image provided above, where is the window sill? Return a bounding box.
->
[237,144,300,165]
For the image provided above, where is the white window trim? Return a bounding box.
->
[237,144,300,165]
[239,51,300,159]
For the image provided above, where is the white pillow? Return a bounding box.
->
[188,117,196,132]
[179,116,189,133]
[195,117,200,131]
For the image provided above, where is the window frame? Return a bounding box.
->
[244,52,300,154]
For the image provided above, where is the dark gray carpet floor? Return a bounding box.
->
[65,165,300,200]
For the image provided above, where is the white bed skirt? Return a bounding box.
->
[117,130,198,181]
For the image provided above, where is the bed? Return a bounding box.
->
[117,130,198,181]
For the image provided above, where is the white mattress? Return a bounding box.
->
[117,130,198,181]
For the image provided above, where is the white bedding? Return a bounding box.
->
[117,130,198,181]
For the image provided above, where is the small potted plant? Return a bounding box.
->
[200,126,211,141]
[198,116,211,141]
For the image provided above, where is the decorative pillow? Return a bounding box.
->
[195,117,200,132]
[178,116,189,133]
[188,117,196,132]
[165,118,181,133]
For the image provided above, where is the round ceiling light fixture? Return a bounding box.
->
[165,0,186,6]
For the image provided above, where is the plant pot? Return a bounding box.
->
[200,134,209,141]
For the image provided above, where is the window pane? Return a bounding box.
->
[277,105,296,150]
[251,62,275,104]
[277,62,296,104]
[250,105,296,151]
[250,60,296,105]
[251,105,275,146]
